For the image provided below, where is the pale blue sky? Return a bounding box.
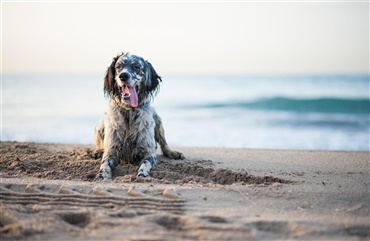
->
[2,2,369,75]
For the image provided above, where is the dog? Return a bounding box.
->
[95,52,184,179]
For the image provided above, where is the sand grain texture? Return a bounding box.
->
[0,142,369,240]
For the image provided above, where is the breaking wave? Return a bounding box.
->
[198,97,370,114]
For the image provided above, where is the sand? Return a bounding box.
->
[0,142,369,240]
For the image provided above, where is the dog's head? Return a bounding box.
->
[104,52,162,108]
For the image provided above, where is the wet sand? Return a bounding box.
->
[0,142,369,240]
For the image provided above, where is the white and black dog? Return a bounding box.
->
[95,52,184,180]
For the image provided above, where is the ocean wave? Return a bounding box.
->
[195,97,370,114]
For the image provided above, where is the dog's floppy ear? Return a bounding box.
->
[104,55,120,99]
[145,60,162,96]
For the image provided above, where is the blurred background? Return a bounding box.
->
[2,2,369,150]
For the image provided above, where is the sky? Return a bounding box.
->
[2,1,369,76]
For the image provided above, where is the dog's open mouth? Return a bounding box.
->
[121,85,138,108]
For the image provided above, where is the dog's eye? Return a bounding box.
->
[116,63,123,69]
[132,64,141,71]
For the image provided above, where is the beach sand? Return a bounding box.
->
[0,142,369,240]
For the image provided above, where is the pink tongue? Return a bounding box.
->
[128,87,138,108]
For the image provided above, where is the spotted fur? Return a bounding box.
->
[95,52,184,180]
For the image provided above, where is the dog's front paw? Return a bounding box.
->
[95,167,112,180]
[137,169,150,177]
[137,160,152,177]
[164,149,185,160]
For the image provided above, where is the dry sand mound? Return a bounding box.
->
[0,142,291,185]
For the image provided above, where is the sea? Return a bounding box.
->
[2,74,369,151]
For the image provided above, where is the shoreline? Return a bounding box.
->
[1,141,369,240]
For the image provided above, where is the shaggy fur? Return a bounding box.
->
[95,52,184,179]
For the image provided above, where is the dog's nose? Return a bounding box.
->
[119,72,130,82]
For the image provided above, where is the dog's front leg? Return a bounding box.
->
[95,156,119,180]
[137,155,156,177]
